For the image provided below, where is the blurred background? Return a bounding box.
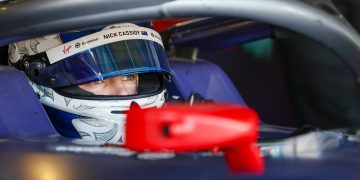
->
[199,0,360,129]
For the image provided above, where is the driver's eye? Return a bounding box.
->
[122,75,134,81]
[90,80,104,85]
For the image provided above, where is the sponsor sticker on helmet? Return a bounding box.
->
[46,26,163,64]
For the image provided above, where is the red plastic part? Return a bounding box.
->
[152,19,190,32]
[125,103,264,174]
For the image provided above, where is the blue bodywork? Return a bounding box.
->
[0,128,359,179]
[0,66,57,139]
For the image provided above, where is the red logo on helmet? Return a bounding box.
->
[63,45,72,54]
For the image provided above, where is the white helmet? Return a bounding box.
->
[8,23,171,144]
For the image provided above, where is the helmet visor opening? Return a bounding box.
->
[55,73,164,100]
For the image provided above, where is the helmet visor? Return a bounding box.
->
[32,39,170,88]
